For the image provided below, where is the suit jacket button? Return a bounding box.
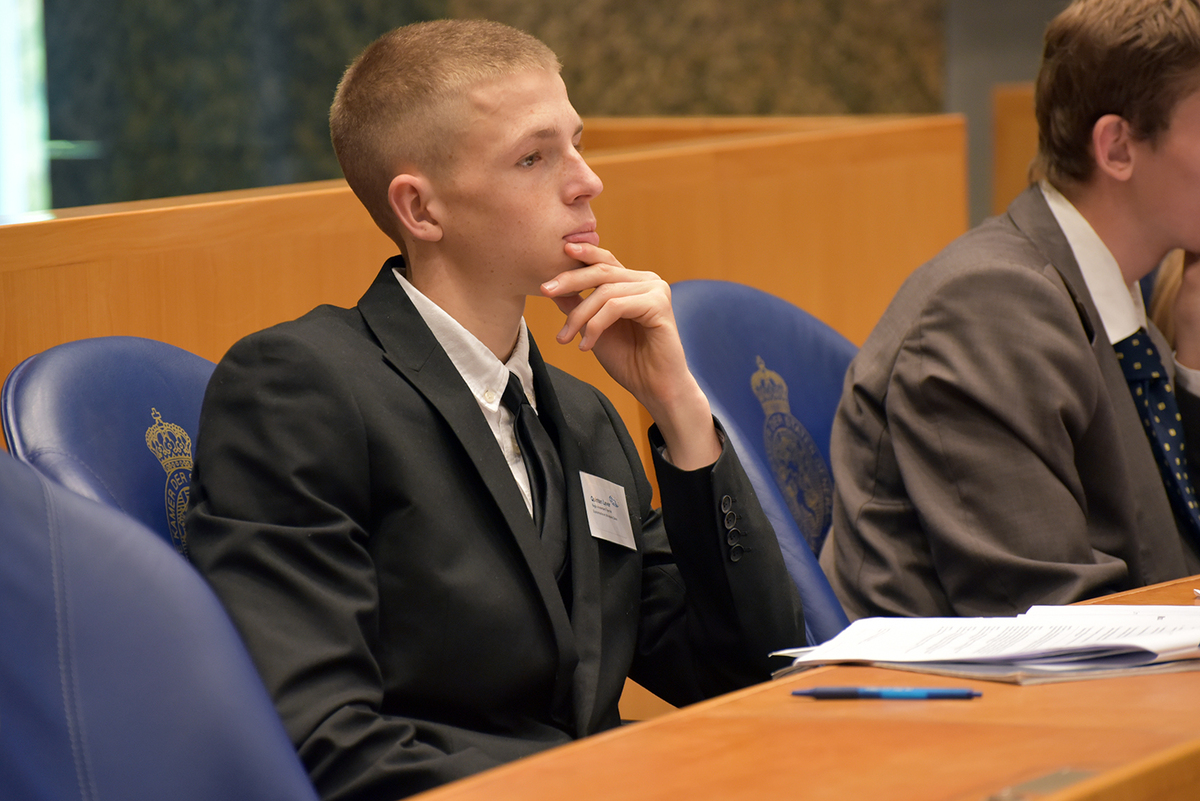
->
[726,528,741,546]
[729,543,744,562]
[724,510,737,530]
[721,495,733,513]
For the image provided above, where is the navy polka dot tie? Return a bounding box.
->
[1113,328,1200,541]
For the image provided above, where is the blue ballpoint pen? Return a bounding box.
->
[792,686,981,700]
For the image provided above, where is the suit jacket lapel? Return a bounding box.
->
[528,337,603,736]
[1008,188,1184,567]
[356,260,581,722]
[1008,186,1103,343]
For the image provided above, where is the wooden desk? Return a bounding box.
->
[412,578,1200,801]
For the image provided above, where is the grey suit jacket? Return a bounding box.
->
[186,259,804,801]
[820,186,1200,620]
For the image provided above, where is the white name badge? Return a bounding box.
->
[579,471,636,551]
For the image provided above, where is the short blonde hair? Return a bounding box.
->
[330,20,560,247]
[1035,0,1200,189]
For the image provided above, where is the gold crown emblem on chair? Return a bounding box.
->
[751,357,832,553]
[751,356,790,413]
[145,408,193,556]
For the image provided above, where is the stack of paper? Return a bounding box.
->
[773,605,1200,684]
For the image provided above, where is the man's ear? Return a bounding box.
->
[388,173,444,243]
[1092,113,1136,182]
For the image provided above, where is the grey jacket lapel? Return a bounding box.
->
[1008,187,1185,567]
[1007,186,1102,345]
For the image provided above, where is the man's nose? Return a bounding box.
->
[567,150,603,201]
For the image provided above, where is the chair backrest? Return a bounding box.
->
[0,449,318,801]
[671,279,854,644]
[2,336,215,556]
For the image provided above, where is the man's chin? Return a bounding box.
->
[543,259,585,283]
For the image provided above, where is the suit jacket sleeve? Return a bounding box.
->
[611,405,805,705]
[186,329,524,801]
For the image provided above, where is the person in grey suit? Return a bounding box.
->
[185,20,804,801]
[821,0,1200,620]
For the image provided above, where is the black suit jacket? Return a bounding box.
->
[186,260,804,801]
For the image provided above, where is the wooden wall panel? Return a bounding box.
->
[582,115,896,151]
[591,116,966,343]
[2,116,967,463]
[0,181,394,376]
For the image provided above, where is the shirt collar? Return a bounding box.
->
[1040,180,1146,344]
[392,266,536,411]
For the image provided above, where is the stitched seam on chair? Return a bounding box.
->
[29,448,128,514]
[44,475,99,801]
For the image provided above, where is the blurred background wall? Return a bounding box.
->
[30,0,1064,216]
[451,0,941,116]
[944,0,1062,225]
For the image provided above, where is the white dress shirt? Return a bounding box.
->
[1041,181,1200,395]
[393,267,537,517]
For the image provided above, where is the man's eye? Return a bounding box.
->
[518,153,541,167]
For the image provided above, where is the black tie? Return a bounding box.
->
[501,371,568,578]
[1113,328,1200,544]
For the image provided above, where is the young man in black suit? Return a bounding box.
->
[186,20,804,801]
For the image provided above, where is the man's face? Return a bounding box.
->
[1130,84,1200,257]
[432,68,604,296]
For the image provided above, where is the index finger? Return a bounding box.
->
[566,241,621,269]
[542,244,629,296]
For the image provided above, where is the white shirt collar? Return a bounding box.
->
[391,266,536,411]
[1040,180,1146,345]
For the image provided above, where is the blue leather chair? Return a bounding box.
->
[671,279,854,644]
[0,449,318,801]
[1,336,215,556]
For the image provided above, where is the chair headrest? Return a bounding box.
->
[2,336,216,554]
[0,450,317,801]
